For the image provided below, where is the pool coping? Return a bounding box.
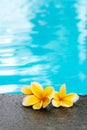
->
[0,94,87,130]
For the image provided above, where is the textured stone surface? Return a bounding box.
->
[0,95,87,130]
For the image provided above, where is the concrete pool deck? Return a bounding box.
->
[0,95,87,130]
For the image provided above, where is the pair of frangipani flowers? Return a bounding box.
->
[21,82,79,110]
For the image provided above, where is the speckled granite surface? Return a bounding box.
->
[0,95,87,130]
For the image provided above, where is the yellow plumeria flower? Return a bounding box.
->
[52,84,79,108]
[21,82,54,110]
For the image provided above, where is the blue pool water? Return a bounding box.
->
[0,0,87,94]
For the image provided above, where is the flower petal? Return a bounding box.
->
[33,101,42,110]
[61,100,73,107]
[53,92,60,100]
[73,94,79,103]
[31,82,43,99]
[43,86,54,99]
[21,86,32,95]
[52,99,61,107]
[43,98,50,108]
[59,84,66,98]
[64,93,79,103]
[22,95,39,106]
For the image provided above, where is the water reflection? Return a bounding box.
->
[75,0,87,89]
[0,85,18,93]
[75,0,87,64]
[0,0,87,94]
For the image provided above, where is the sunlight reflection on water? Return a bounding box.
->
[0,0,87,94]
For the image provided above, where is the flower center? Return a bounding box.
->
[59,97,63,101]
[40,97,45,102]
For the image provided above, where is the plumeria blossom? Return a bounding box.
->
[21,82,54,110]
[52,84,79,108]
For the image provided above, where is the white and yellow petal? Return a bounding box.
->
[43,98,51,108]
[21,86,32,95]
[61,100,73,107]
[52,99,61,107]
[53,92,60,100]
[72,94,79,103]
[64,93,79,103]
[31,82,43,99]
[22,95,39,106]
[43,86,54,99]
[59,84,66,98]
[33,101,42,110]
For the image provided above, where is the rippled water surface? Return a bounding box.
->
[0,0,87,94]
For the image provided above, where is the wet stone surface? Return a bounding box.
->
[0,95,87,130]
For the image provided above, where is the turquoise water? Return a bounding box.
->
[0,0,87,95]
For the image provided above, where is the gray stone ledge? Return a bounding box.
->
[0,95,87,130]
